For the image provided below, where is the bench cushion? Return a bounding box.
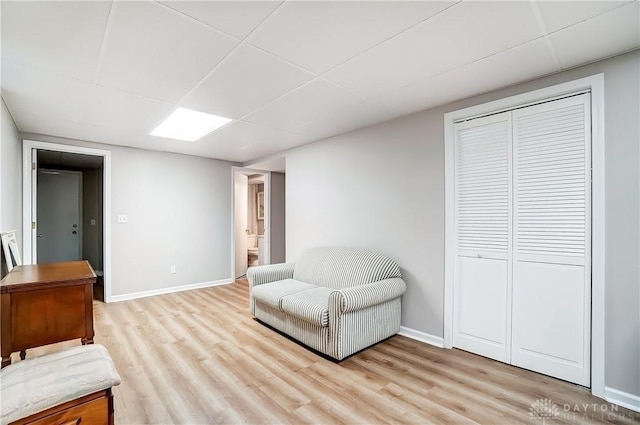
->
[281,287,333,327]
[1,344,121,425]
[251,278,317,310]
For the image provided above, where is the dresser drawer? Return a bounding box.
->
[23,395,108,425]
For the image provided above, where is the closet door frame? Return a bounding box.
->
[444,74,605,397]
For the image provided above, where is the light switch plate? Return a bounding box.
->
[90,219,96,226]
[117,214,128,223]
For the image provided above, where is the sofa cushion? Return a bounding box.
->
[281,287,334,327]
[293,247,402,289]
[251,278,317,310]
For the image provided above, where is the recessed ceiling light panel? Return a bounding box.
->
[150,107,232,142]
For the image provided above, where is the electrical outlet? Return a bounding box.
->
[170,265,176,274]
[117,215,128,223]
[90,219,96,226]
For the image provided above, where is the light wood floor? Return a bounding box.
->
[17,280,640,424]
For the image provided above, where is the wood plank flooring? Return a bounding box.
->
[15,280,640,424]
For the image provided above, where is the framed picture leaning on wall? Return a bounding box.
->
[1,231,21,272]
[257,191,264,220]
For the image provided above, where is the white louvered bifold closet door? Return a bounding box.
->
[511,94,591,386]
[453,112,513,363]
[452,94,591,386]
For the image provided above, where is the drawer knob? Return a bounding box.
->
[60,418,81,425]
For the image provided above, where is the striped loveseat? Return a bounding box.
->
[247,247,406,360]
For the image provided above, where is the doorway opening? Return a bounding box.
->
[233,168,271,280]
[22,140,112,302]
[37,151,105,300]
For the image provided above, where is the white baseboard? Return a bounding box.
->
[109,278,233,302]
[398,326,445,348]
[605,386,640,413]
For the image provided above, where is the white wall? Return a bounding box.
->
[270,172,286,264]
[286,50,640,397]
[287,111,445,333]
[1,97,22,276]
[21,133,233,297]
[81,167,103,271]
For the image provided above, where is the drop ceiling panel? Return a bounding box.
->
[97,1,238,103]
[376,38,559,117]
[292,99,400,142]
[2,1,638,164]
[192,120,302,162]
[244,79,362,131]
[181,45,314,119]
[88,86,174,134]
[1,61,95,125]
[0,1,111,81]
[536,1,631,33]
[549,2,640,70]
[69,122,217,158]
[247,1,455,74]
[81,124,172,151]
[18,112,91,142]
[325,1,543,97]
[159,1,280,39]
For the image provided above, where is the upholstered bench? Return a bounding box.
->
[1,344,121,425]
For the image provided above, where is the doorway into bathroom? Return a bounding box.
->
[233,168,271,279]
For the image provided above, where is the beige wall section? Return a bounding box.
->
[286,50,640,396]
[270,172,286,264]
[82,167,103,271]
[21,133,233,297]
[1,97,22,277]
[287,110,446,334]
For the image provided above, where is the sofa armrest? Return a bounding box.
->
[247,263,295,288]
[329,277,406,314]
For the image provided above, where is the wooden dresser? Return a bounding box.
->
[0,260,96,368]
[10,389,114,425]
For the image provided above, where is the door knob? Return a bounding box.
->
[37,234,43,238]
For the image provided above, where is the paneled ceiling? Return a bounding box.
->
[1,1,638,164]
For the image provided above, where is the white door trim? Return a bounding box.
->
[22,140,113,302]
[443,74,605,397]
[230,166,271,280]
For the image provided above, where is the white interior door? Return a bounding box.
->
[453,112,513,363]
[37,169,82,263]
[234,172,248,279]
[511,94,591,386]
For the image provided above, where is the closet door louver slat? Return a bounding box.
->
[455,117,510,255]
[514,100,588,261]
